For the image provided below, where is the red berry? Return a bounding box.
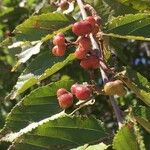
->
[57,88,68,97]
[52,45,66,56]
[80,55,99,69]
[53,33,65,46]
[92,24,99,35]
[78,37,92,50]
[71,83,79,95]
[74,47,88,59]
[72,21,92,36]
[80,58,92,69]
[90,55,99,69]
[85,16,96,29]
[58,93,73,109]
[60,0,69,10]
[75,85,91,100]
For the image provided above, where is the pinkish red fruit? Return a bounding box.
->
[78,37,92,50]
[53,33,65,46]
[80,55,99,69]
[72,21,92,36]
[57,88,68,97]
[52,45,66,56]
[58,92,73,109]
[71,83,79,95]
[74,47,88,59]
[85,16,96,29]
[75,85,91,100]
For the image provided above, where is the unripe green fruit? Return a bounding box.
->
[104,80,126,96]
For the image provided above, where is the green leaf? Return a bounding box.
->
[105,13,150,41]
[132,106,150,133]
[8,116,108,150]
[14,12,74,41]
[10,52,75,99]
[113,125,140,150]
[115,0,150,12]
[71,143,109,150]
[0,79,74,136]
[118,67,150,106]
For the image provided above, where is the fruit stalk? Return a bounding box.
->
[76,0,123,128]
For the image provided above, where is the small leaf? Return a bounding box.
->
[118,67,150,106]
[0,79,74,136]
[14,12,74,41]
[132,106,150,133]
[8,116,108,150]
[113,125,140,150]
[10,52,75,99]
[105,13,150,41]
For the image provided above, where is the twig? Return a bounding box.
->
[109,96,123,128]
[76,0,123,128]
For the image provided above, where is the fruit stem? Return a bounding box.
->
[76,0,123,128]
[109,96,123,128]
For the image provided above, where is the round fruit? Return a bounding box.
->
[104,80,126,96]
[92,24,99,35]
[78,37,92,50]
[80,58,92,69]
[90,55,99,69]
[58,92,73,109]
[60,0,69,10]
[57,88,68,97]
[75,85,91,100]
[71,83,79,95]
[80,55,99,69]
[74,47,88,59]
[114,80,127,96]
[53,33,65,46]
[72,21,92,36]
[52,45,66,56]
[85,16,96,29]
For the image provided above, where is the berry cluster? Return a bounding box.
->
[52,15,127,109]
[52,33,66,56]
[51,16,100,69]
[72,16,100,69]
[57,83,92,109]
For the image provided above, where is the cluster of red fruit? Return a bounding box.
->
[57,83,92,109]
[72,16,100,69]
[52,33,66,56]
[52,16,100,69]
